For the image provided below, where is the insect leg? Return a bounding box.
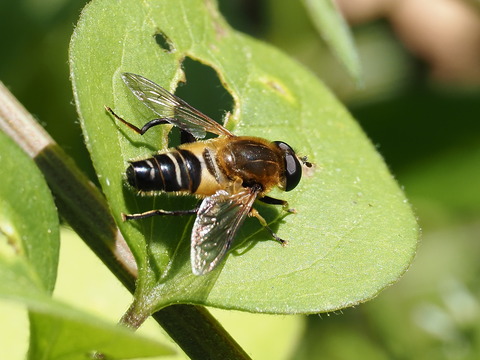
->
[105,106,171,135]
[258,196,296,213]
[122,207,198,221]
[180,130,196,144]
[258,196,287,206]
[249,208,288,246]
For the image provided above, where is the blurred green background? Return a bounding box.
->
[1,0,480,359]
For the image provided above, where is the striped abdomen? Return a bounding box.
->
[127,148,202,193]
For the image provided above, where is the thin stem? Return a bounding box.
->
[0,82,252,360]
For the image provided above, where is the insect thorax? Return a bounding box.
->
[217,137,282,191]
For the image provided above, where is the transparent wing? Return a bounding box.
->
[191,188,259,275]
[122,73,233,139]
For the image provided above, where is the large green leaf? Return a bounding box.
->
[70,0,418,315]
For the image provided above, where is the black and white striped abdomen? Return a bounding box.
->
[126,148,202,193]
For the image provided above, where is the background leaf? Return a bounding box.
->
[301,0,362,83]
[0,130,59,294]
[0,259,175,360]
[70,0,417,315]
[26,304,174,360]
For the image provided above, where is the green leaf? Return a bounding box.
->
[301,0,362,82]
[0,254,173,360]
[27,305,174,360]
[70,0,418,316]
[0,130,59,294]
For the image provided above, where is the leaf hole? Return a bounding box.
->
[154,31,175,53]
[169,57,233,145]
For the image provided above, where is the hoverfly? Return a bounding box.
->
[106,73,310,275]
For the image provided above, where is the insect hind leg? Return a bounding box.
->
[122,207,198,221]
[105,106,172,135]
[180,129,196,144]
[105,105,195,144]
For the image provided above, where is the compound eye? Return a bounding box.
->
[274,141,302,191]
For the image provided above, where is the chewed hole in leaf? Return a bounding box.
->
[154,30,175,52]
[168,57,233,145]
[176,57,233,125]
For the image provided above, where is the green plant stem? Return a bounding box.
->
[0,81,252,360]
[153,305,252,360]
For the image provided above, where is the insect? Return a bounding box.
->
[106,73,311,275]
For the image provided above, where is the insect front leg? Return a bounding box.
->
[122,207,199,221]
[249,208,288,246]
[258,196,287,206]
[258,196,296,213]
